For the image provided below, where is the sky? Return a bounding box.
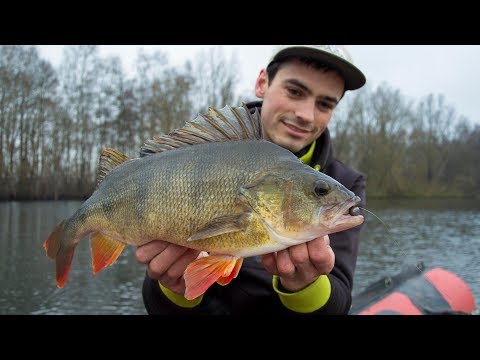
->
[36,45,480,124]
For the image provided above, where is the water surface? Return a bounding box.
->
[1,199,478,314]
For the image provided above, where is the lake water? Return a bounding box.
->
[1,199,479,315]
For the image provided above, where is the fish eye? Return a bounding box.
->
[314,180,330,197]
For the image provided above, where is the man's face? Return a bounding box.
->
[255,60,345,153]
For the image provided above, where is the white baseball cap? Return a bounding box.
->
[269,45,366,91]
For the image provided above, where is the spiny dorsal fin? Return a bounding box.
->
[96,148,130,187]
[140,103,263,157]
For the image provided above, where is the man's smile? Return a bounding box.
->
[281,120,312,138]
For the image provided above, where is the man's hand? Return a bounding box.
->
[261,235,334,292]
[135,241,200,295]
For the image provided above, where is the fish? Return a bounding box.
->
[43,104,364,300]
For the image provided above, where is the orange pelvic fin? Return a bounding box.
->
[90,232,126,274]
[216,257,243,286]
[183,255,243,300]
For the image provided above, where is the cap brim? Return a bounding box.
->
[272,47,366,91]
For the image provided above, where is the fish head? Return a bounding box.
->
[239,161,364,246]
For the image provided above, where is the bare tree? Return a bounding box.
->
[3,46,479,200]
[408,94,458,192]
[0,45,58,199]
[58,45,101,196]
[185,46,240,115]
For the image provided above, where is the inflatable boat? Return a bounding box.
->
[349,262,477,315]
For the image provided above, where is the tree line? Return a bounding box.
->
[0,45,478,200]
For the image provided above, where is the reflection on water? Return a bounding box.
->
[0,201,147,315]
[353,198,480,307]
[0,199,478,314]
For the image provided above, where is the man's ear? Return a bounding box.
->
[255,69,268,98]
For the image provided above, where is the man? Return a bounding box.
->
[136,45,367,315]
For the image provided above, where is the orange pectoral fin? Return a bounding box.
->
[216,258,243,286]
[90,232,126,274]
[183,255,243,300]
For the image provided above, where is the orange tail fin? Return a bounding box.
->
[183,255,243,300]
[43,221,76,288]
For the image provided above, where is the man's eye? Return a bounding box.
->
[287,88,301,96]
[318,101,333,110]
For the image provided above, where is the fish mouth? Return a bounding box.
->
[322,195,364,230]
[340,195,361,216]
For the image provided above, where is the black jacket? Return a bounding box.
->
[142,101,367,315]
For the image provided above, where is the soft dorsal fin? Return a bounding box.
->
[140,103,263,157]
[96,148,129,187]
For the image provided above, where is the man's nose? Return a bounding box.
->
[294,101,315,124]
